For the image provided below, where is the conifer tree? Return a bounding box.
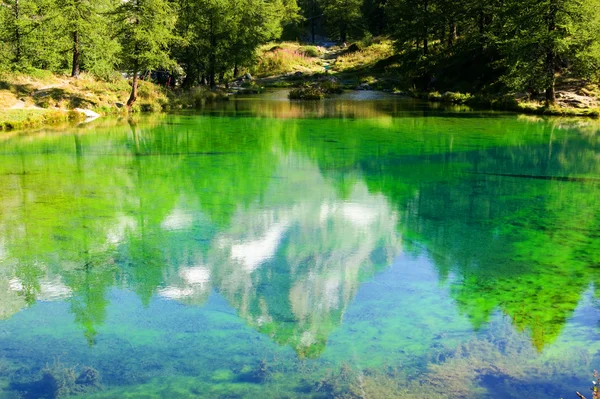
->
[114,0,176,107]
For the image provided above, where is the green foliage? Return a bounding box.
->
[114,0,177,75]
[174,0,298,87]
[321,0,363,42]
[499,0,600,100]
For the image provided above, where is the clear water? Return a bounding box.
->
[0,93,599,398]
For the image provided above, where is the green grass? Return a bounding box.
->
[0,109,84,131]
[333,38,394,72]
[0,70,232,130]
[253,42,323,77]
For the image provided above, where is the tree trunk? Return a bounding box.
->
[478,9,484,35]
[219,71,227,89]
[127,70,139,108]
[71,31,80,78]
[209,17,216,89]
[311,0,316,44]
[448,22,457,47]
[545,2,557,106]
[233,63,238,79]
[545,51,556,106]
[13,0,22,63]
[209,59,216,89]
[423,0,429,55]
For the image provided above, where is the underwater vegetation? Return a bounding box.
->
[0,109,598,397]
[7,359,100,399]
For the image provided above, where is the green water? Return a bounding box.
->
[0,93,599,398]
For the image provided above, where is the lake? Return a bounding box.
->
[0,92,599,398]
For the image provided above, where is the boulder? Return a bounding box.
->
[346,43,361,53]
[74,108,101,120]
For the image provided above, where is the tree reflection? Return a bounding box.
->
[0,112,598,356]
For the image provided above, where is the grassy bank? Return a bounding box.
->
[0,70,230,131]
[0,109,84,131]
[252,42,325,78]
[255,38,600,117]
[423,91,600,117]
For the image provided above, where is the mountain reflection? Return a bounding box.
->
[0,112,598,356]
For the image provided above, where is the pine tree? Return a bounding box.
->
[500,0,600,105]
[321,0,363,42]
[114,0,176,107]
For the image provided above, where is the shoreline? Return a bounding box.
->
[2,85,599,132]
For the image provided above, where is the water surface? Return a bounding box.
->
[0,94,599,398]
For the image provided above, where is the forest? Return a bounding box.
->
[2,0,600,106]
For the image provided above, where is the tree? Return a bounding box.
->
[174,0,294,88]
[0,0,65,69]
[56,0,119,78]
[321,0,362,42]
[362,0,387,36]
[113,0,176,108]
[386,0,438,55]
[55,0,93,77]
[500,0,600,105]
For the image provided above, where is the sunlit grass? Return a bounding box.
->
[0,109,82,131]
[333,38,394,72]
[253,42,323,77]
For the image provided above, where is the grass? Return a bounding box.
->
[0,109,84,131]
[0,69,232,131]
[253,42,324,77]
[333,37,395,73]
[415,89,600,117]
[0,70,167,115]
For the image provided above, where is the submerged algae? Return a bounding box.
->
[0,102,598,397]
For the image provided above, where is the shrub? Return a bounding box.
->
[288,79,343,100]
[320,79,343,94]
[289,85,324,100]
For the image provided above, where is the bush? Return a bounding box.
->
[288,79,343,100]
[320,79,343,94]
[441,91,473,104]
[289,85,324,100]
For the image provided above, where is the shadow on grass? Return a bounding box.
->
[33,88,96,109]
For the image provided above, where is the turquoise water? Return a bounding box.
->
[0,94,599,398]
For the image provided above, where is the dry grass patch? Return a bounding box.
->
[253,42,324,77]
